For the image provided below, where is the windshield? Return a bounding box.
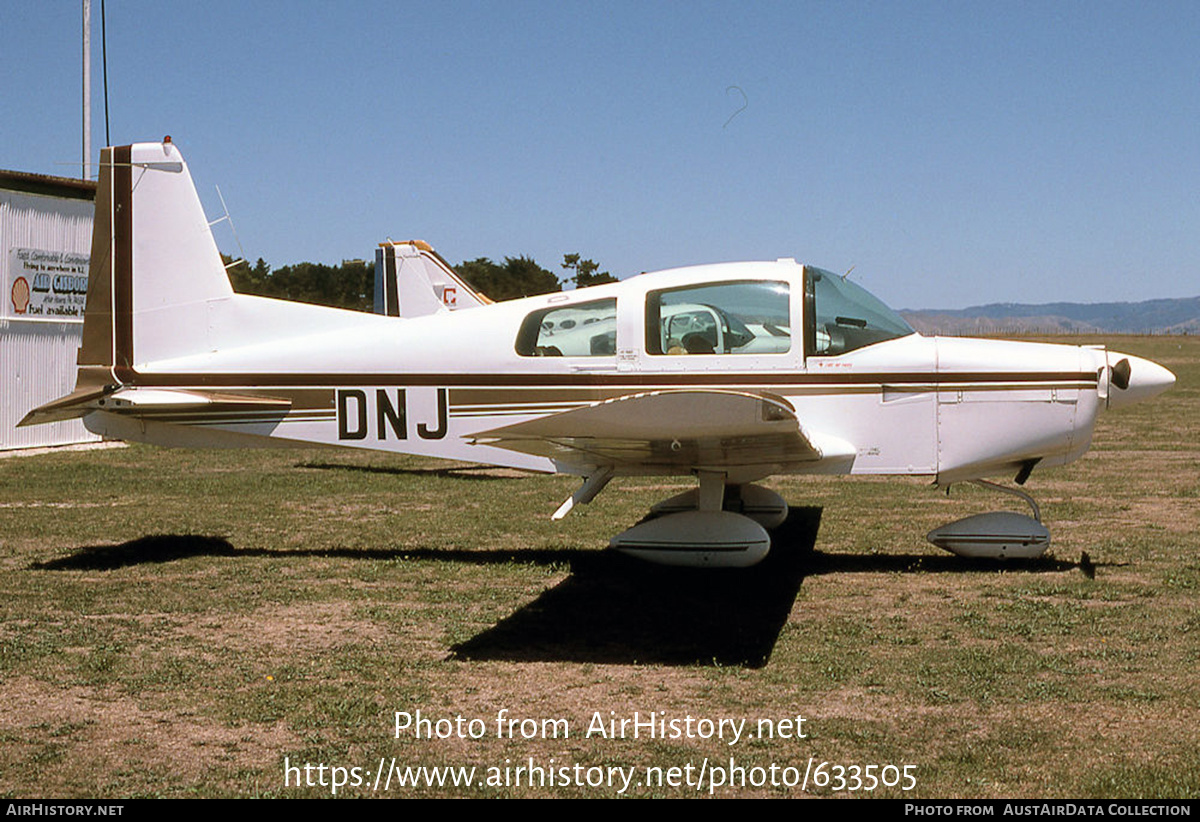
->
[804,267,914,356]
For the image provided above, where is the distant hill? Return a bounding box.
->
[901,295,1200,336]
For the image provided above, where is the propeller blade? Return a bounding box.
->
[1111,357,1131,391]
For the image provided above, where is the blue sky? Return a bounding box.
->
[4,1,1198,308]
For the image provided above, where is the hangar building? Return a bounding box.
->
[1,169,99,450]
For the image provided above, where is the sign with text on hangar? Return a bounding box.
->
[6,248,89,320]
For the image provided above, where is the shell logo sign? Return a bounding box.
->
[10,276,30,314]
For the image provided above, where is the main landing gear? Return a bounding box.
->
[609,472,786,568]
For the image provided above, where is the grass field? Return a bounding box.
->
[1,336,1196,798]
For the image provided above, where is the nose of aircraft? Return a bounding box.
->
[1104,350,1176,410]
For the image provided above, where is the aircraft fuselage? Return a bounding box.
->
[78,259,1164,488]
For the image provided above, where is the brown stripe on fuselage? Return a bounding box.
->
[122,411,335,425]
[251,388,335,411]
[112,370,1098,389]
[105,370,1098,427]
[102,372,1098,433]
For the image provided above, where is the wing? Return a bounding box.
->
[468,389,854,475]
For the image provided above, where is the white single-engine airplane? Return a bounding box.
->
[23,140,1176,567]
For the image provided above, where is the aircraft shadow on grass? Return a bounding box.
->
[32,538,590,571]
[450,507,824,668]
[34,505,1095,667]
[296,460,523,482]
[446,507,1088,668]
[31,534,240,570]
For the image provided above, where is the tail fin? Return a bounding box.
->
[374,240,490,318]
[21,140,232,424]
[77,140,235,376]
[21,139,367,427]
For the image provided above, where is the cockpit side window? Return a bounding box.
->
[803,267,914,357]
[645,281,790,355]
[516,298,617,357]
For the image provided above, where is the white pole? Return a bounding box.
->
[83,0,91,179]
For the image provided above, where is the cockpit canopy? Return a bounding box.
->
[514,264,915,359]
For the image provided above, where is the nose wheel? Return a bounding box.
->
[968,478,1041,522]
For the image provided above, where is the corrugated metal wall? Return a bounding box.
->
[1,187,98,450]
[0,318,93,449]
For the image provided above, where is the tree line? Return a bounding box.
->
[226,253,617,311]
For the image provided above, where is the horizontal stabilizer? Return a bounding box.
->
[20,388,290,427]
[18,387,111,427]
